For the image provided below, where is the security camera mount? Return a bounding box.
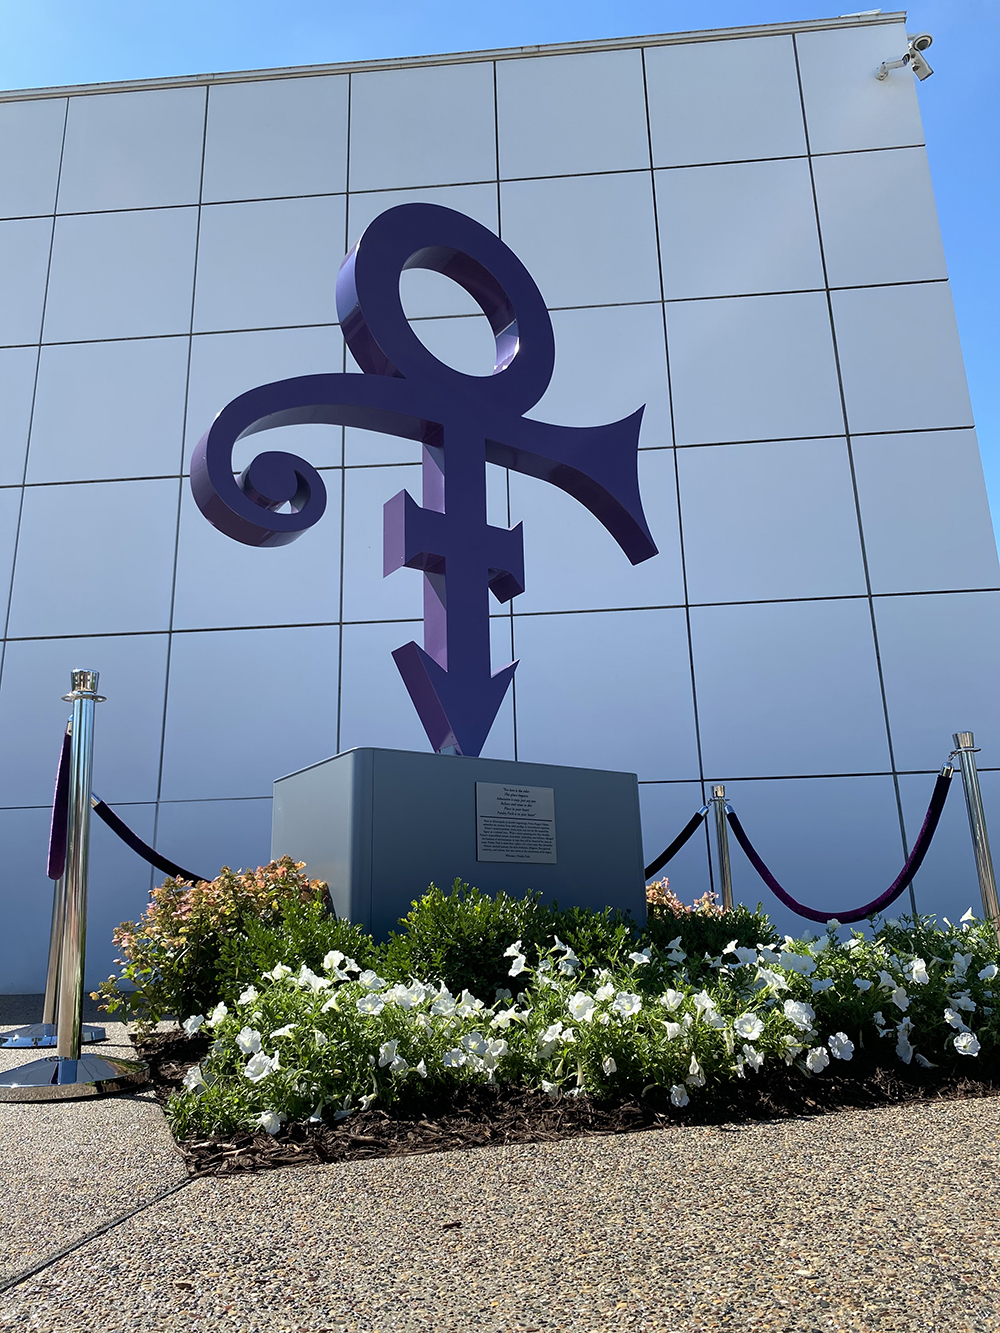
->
[876,32,934,81]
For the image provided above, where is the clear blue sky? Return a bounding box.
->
[1,1,996,531]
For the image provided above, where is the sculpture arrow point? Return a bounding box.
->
[391,641,517,758]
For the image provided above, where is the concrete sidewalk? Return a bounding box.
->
[1,995,999,1333]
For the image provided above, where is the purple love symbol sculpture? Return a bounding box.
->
[190,204,658,756]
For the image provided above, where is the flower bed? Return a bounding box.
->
[98,860,1000,1173]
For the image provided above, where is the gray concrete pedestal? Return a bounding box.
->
[272,748,646,938]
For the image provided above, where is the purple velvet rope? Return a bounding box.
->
[725,770,953,925]
[92,798,206,885]
[644,808,708,880]
[46,728,71,881]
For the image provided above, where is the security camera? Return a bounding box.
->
[876,31,934,81]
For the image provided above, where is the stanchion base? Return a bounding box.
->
[0,1023,107,1049]
[0,1053,148,1101]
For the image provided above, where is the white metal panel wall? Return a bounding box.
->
[0,16,996,990]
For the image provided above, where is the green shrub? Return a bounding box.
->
[377,880,554,999]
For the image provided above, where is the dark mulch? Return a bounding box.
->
[134,1029,1000,1179]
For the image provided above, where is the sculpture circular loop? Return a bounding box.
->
[337,202,556,416]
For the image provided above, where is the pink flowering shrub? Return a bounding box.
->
[645,879,774,961]
[92,857,355,1031]
[646,879,724,917]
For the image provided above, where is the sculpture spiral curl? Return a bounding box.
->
[190,403,328,549]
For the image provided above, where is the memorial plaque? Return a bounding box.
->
[476,783,556,864]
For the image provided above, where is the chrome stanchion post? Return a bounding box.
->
[55,671,101,1061]
[0,671,147,1100]
[712,784,734,912]
[1,718,106,1050]
[952,731,1000,945]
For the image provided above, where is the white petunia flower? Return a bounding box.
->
[296,965,331,993]
[207,1002,229,1027]
[491,1007,529,1030]
[692,990,716,1017]
[758,947,781,964]
[415,1059,428,1079]
[949,993,977,1012]
[356,993,385,1016]
[182,1014,205,1035]
[828,1032,854,1061]
[611,992,642,1018]
[826,919,841,931]
[263,964,291,982]
[659,989,684,1012]
[602,1056,617,1076]
[442,1048,466,1068]
[595,982,615,1002]
[757,969,790,993]
[628,948,653,967]
[742,1044,764,1072]
[954,1031,981,1056]
[508,953,528,977]
[670,1084,690,1108]
[387,980,428,1010]
[182,1064,206,1092]
[664,1022,682,1041]
[783,999,816,1031]
[907,958,930,986]
[978,963,998,981]
[430,988,457,1017]
[687,1054,705,1088]
[811,978,835,993]
[914,1053,936,1068]
[944,1007,969,1032]
[782,1036,804,1064]
[461,1031,488,1057]
[568,992,597,1023]
[357,969,388,992]
[853,978,872,991]
[455,990,485,1016]
[313,1029,328,1047]
[243,1051,277,1083]
[555,942,580,976]
[236,986,259,1006]
[236,1027,262,1055]
[733,947,759,967]
[541,1079,561,1096]
[952,952,973,978]
[377,1039,400,1067]
[503,939,523,957]
[780,950,817,977]
[734,1012,764,1042]
[890,987,910,1012]
[254,1110,286,1136]
[805,1046,830,1073]
[269,1024,297,1039]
